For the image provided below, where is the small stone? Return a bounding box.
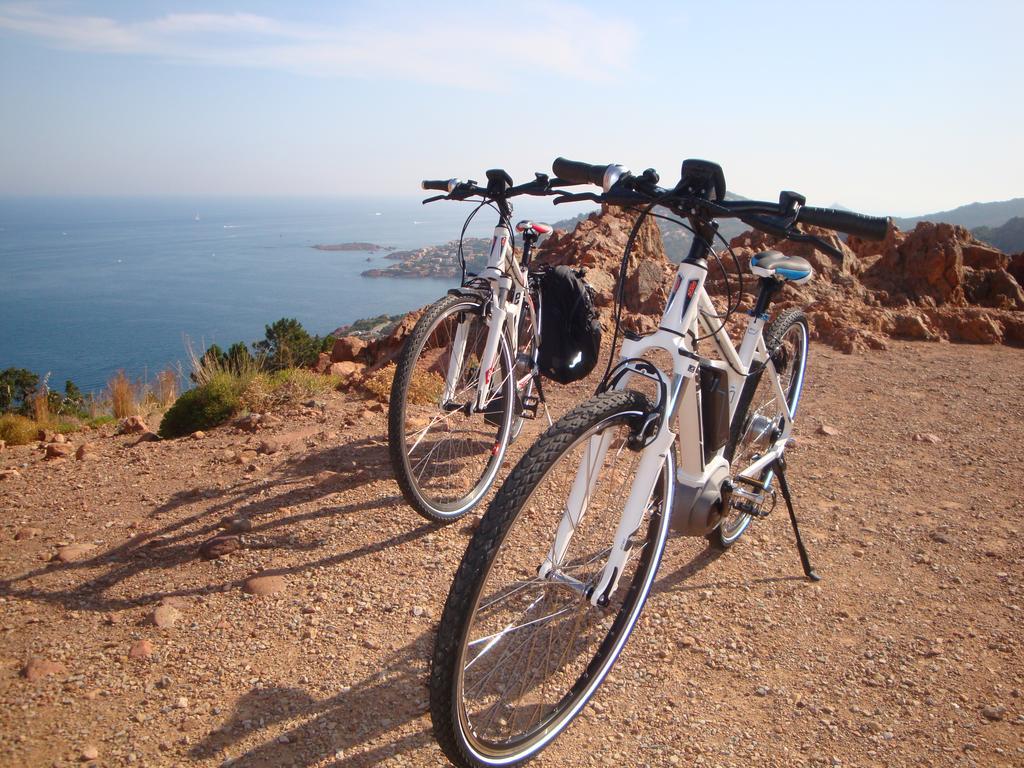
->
[22,657,65,682]
[156,675,173,689]
[55,543,96,563]
[52,432,67,444]
[80,744,99,762]
[45,443,72,459]
[235,414,261,432]
[0,468,22,481]
[256,439,280,455]
[913,432,941,444]
[817,424,840,437]
[277,734,290,744]
[755,686,769,697]
[133,431,160,445]
[199,535,242,560]
[980,705,1006,721]
[152,604,181,628]
[412,606,425,617]
[75,443,99,461]
[129,639,154,659]
[243,575,286,596]
[117,415,149,434]
[192,430,205,439]
[174,696,189,709]
[679,635,698,649]
[929,531,953,544]
[15,526,42,541]
[220,515,252,534]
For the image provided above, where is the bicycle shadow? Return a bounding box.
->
[191,628,436,767]
[0,434,440,613]
[653,539,806,594]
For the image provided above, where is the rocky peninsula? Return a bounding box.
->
[361,237,491,279]
[311,242,393,252]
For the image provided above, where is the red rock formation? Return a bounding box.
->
[535,206,671,333]
[335,209,1023,380]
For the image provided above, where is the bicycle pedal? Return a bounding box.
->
[732,498,769,518]
[520,395,540,419]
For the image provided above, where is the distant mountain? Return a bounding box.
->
[894,198,1024,231]
[972,217,1024,253]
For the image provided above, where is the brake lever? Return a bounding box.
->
[553,192,603,205]
[421,195,446,205]
[787,231,844,259]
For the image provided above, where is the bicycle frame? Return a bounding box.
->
[541,244,799,606]
[441,222,539,415]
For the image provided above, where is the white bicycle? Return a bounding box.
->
[387,170,559,522]
[430,157,889,767]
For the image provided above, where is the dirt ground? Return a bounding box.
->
[0,340,1021,768]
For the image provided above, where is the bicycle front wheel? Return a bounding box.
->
[717,308,809,547]
[388,293,515,523]
[431,390,671,768]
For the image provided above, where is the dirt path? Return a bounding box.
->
[1,341,1022,767]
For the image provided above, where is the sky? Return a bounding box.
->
[0,1,1021,216]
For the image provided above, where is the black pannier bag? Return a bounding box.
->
[537,265,602,384]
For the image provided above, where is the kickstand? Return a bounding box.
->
[772,456,821,582]
[534,375,554,427]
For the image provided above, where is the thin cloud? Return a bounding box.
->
[0,3,637,89]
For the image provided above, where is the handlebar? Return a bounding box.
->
[550,156,891,242]
[419,172,562,206]
[421,179,456,193]
[797,206,889,241]
[551,157,610,187]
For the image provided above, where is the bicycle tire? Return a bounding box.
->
[431,389,672,768]
[388,293,515,523]
[715,308,810,547]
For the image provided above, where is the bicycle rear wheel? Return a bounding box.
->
[431,390,671,768]
[388,294,515,523]
[716,309,809,547]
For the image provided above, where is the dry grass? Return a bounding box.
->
[240,368,338,413]
[108,370,137,418]
[362,363,443,405]
[0,414,38,446]
[187,339,264,387]
[154,369,179,409]
[29,391,50,424]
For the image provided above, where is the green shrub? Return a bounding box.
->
[0,414,38,445]
[158,373,244,438]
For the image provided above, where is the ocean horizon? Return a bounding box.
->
[0,194,578,394]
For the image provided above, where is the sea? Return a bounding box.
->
[0,195,571,394]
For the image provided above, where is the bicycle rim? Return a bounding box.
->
[398,298,514,519]
[720,315,808,544]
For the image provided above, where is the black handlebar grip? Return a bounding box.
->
[551,157,608,187]
[799,206,890,241]
[421,179,453,192]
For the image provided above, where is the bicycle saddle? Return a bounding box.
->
[515,220,552,236]
[750,250,813,284]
